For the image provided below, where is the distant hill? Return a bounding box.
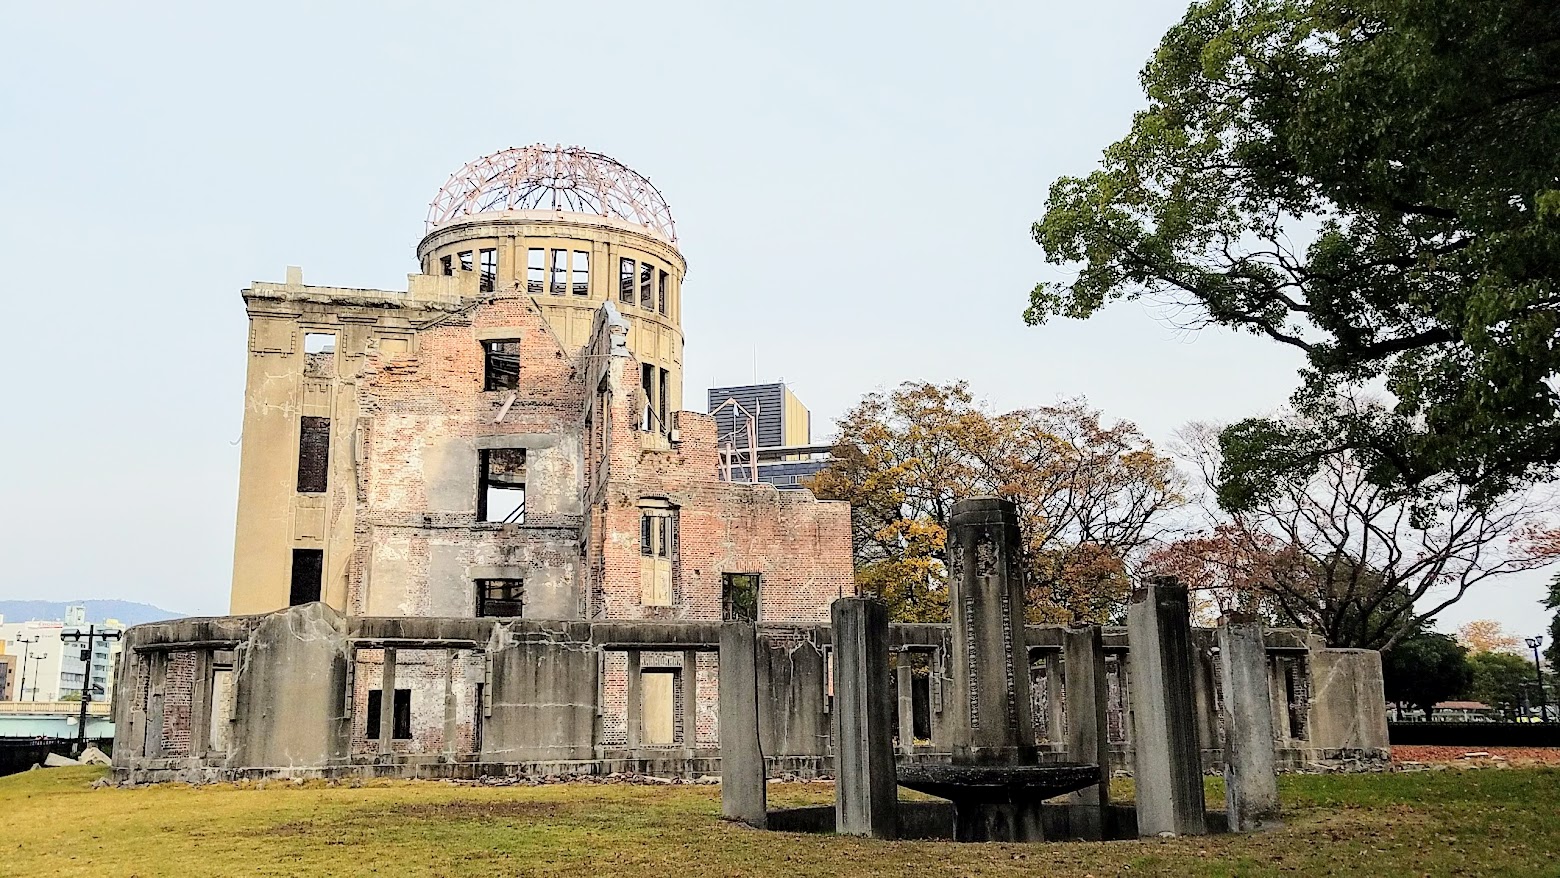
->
[0,600,185,627]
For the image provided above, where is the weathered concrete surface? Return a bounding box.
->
[1064,626,1112,840]
[946,496,1035,765]
[228,603,350,771]
[831,598,897,839]
[1127,578,1207,837]
[1308,646,1391,753]
[483,626,598,762]
[1217,616,1280,831]
[719,622,766,827]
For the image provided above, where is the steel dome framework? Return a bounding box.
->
[427,145,677,242]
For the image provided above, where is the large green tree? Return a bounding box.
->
[1381,630,1472,719]
[1028,0,1560,509]
[1468,650,1539,717]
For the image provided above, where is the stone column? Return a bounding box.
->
[832,597,898,838]
[681,649,699,754]
[1217,616,1279,831]
[1127,577,1207,837]
[1064,626,1112,840]
[378,648,397,756]
[896,653,915,757]
[625,650,642,750]
[947,496,1035,765]
[1044,653,1066,746]
[719,622,766,827]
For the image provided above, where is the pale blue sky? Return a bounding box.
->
[0,1,1548,636]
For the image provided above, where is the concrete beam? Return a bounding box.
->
[719,623,766,827]
[1127,577,1207,837]
[832,598,897,839]
[1218,616,1280,831]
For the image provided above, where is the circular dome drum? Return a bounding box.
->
[426,145,677,242]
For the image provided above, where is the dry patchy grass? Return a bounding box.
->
[2,766,1557,877]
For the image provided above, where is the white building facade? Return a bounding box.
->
[0,606,124,703]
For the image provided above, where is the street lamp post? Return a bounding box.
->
[60,624,121,756]
[1525,636,1548,723]
[12,635,39,702]
[23,652,48,701]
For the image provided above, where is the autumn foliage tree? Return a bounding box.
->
[1144,418,1557,650]
[807,381,1184,624]
[1456,619,1524,655]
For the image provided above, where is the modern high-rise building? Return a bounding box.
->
[706,382,832,489]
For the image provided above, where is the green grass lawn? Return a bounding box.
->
[3,766,1556,877]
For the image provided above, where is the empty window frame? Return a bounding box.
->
[479,248,497,292]
[527,248,546,294]
[478,448,526,524]
[619,257,635,304]
[658,270,668,315]
[296,416,330,493]
[639,261,653,309]
[641,364,656,431]
[639,505,675,606]
[440,255,454,276]
[365,688,412,740]
[302,331,337,378]
[458,251,474,272]
[483,339,521,391]
[722,573,760,622]
[571,250,590,295]
[550,248,569,295]
[658,367,668,431]
[289,548,323,606]
[476,578,524,617]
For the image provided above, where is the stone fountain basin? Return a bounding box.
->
[895,763,1101,805]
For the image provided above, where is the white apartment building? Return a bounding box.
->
[0,606,124,703]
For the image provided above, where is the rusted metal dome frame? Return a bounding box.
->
[427,144,677,242]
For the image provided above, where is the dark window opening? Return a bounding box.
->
[483,340,520,391]
[572,250,590,295]
[440,255,453,276]
[289,548,323,606]
[722,573,760,622]
[639,261,653,309]
[658,367,669,431]
[476,578,524,617]
[619,257,635,304]
[458,251,474,272]
[550,248,568,295]
[641,513,653,556]
[366,688,412,740]
[296,416,331,493]
[527,249,546,294]
[479,248,497,292]
[658,270,668,315]
[478,448,526,524]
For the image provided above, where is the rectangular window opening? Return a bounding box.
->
[658,368,669,432]
[289,548,323,606]
[296,416,331,493]
[365,688,413,740]
[458,251,474,272]
[658,270,668,315]
[722,573,760,622]
[639,261,653,309]
[483,339,521,391]
[478,447,526,523]
[303,333,336,379]
[440,255,454,276]
[476,578,524,617]
[572,250,590,295]
[641,363,656,431]
[639,506,676,606]
[619,258,635,304]
[527,248,546,294]
[550,248,568,295]
[479,248,497,292]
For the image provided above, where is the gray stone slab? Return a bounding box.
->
[831,597,897,838]
[1127,578,1207,837]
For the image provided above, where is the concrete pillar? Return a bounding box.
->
[896,653,915,757]
[1190,628,1220,755]
[719,623,766,827]
[378,648,397,756]
[832,597,898,838]
[1269,656,1292,742]
[680,649,699,753]
[189,650,214,759]
[626,650,642,749]
[947,496,1035,764]
[1044,653,1066,746]
[1217,616,1280,831]
[1127,577,1207,837]
[1064,626,1112,840]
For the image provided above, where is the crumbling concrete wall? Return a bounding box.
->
[228,603,350,771]
[483,625,598,762]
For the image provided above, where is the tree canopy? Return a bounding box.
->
[807,382,1184,623]
[1028,0,1560,509]
[1381,630,1471,717]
